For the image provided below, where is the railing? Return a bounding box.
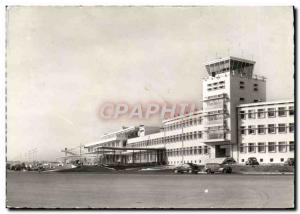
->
[206,132,226,140]
[205,119,224,125]
[203,93,228,102]
[205,103,226,110]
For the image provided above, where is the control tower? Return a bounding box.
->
[202,56,266,160]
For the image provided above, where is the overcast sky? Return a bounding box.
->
[7,6,294,161]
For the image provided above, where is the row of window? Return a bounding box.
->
[128,131,203,148]
[169,158,290,165]
[207,85,225,91]
[207,81,225,87]
[240,98,262,103]
[239,81,259,91]
[240,123,294,135]
[240,141,294,153]
[169,160,203,165]
[240,157,292,163]
[164,117,202,131]
[167,146,209,157]
[240,106,294,119]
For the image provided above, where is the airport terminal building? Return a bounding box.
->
[83,56,294,165]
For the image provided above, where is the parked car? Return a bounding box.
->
[245,157,259,166]
[204,163,232,174]
[221,157,236,165]
[284,158,294,166]
[174,163,203,174]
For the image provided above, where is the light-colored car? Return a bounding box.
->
[204,163,232,174]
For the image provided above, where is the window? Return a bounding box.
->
[258,125,265,134]
[278,142,287,152]
[254,83,258,91]
[289,141,294,152]
[186,133,190,140]
[198,131,202,139]
[257,109,265,118]
[268,124,276,134]
[240,98,245,102]
[270,158,273,163]
[289,123,294,133]
[248,110,255,119]
[260,159,263,162]
[240,81,244,89]
[240,111,245,119]
[248,143,255,153]
[268,108,276,118]
[193,118,197,125]
[241,159,244,162]
[258,142,266,153]
[278,107,286,117]
[289,106,294,116]
[193,132,197,139]
[280,158,284,162]
[198,146,202,154]
[197,117,202,124]
[268,142,276,153]
[248,125,256,135]
[254,99,259,102]
[240,126,245,135]
[204,146,208,154]
[240,143,246,153]
[189,147,193,155]
[278,124,286,133]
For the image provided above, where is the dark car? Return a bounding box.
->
[246,157,259,166]
[284,158,294,166]
[174,163,203,174]
[222,157,237,165]
[204,163,232,174]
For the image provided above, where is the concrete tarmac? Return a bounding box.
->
[6,171,294,209]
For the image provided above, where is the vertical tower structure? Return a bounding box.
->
[202,56,266,160]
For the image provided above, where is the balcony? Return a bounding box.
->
[205,119,224,126]
[203,93,228,102]
[204,128,229,143]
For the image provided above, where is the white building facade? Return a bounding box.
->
[237,100,294,164]
[83,56,294,165]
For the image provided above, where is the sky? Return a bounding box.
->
[6,6,294,161]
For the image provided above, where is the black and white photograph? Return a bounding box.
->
[5,5,295,209]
